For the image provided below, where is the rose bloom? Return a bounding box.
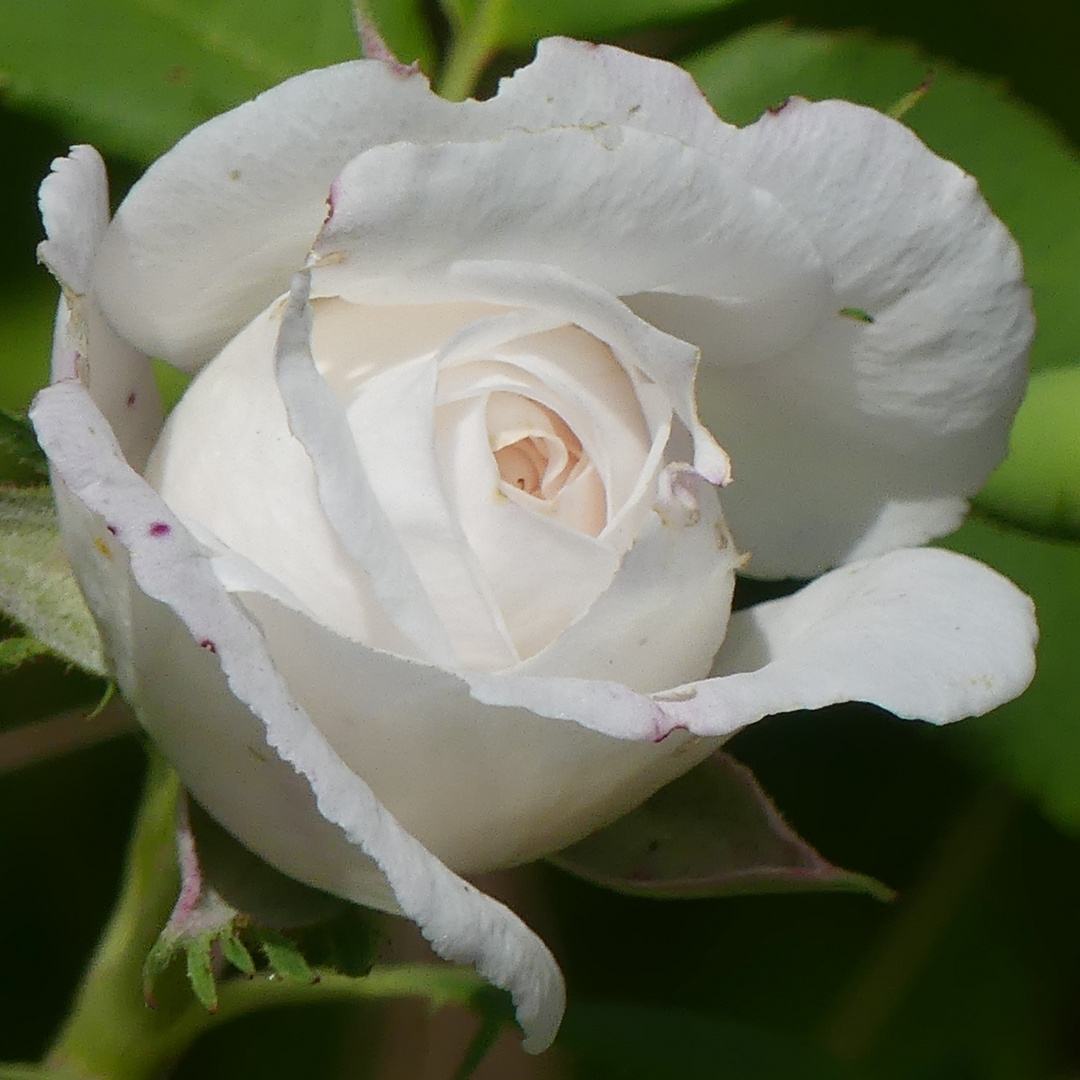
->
[32,38,1036,1050]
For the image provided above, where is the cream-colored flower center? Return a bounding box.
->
[491,395,584,493]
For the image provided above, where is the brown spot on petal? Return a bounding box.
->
[126,391,137,407]
[198,639,217,653]
[148,521,170,537]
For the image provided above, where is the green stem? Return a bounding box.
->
[437,0,507,101]
[821,782,1014,1063]
[21,747,499,1080]
[44,753,183,1080]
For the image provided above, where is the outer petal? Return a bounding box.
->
[92,62,467,369]
[233,591,716,874]
[471,547,1037,741]
[39,146,163,469]
[37,146,164,688]
[683,100,1032,574]
[314,125,829,368]
[487,37,738,154]
[30,382,564,1054]
[87,42,790,371]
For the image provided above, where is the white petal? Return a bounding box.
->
[681,100,1032,574]
[30,380,565,1053]
[520,468,741,695]
[273,273,460,667]
[314,125,829,366]
[436,394,619,660]
[92,62,467,370]
[451,260,732,487]
[145,291,425,661]
[488,38,738,154]
[343,347,517,670]
[236,591,716,876]
[38,145,109,297]
[38,146,163,470]
[471,548,1037,741]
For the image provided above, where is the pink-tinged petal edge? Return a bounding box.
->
[29,379,565,1054]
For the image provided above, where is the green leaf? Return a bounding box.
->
[685,24,1080,377]
[0,486,105,676]
[0,409,49,483]
[0,0,361,163]
[975,367,1080,539]
[551,752,894,901]
[0,280,58,415]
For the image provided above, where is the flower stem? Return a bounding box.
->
[44,752,184,1080]
[437,0,507,101]
[20,746,501,1080]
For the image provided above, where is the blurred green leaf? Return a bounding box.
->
[0,409,49,484]
[0,0,361,163]
[362,0,438,73]
[0,280,57,414]
[559,1001,853,1079]
[497,0,746,46]
[0,486,104,675]
[975,367,1080,539]
[943,517,1080,836]
[685,24,1080,376]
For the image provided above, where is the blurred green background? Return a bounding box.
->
[3,0,1080,1076]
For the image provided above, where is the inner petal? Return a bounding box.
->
[490,394,585,501]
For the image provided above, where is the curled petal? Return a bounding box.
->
[273,272,460,668]
[471,547,1037,741]
[29,381,565,1053]
[314,125,829,380]
[682,100,1032,575]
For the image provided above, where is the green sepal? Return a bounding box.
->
[142,889,255,1012]
[221,932,256,977]
[251,928,317,985]
[184,937,218,1013]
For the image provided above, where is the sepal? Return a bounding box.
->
[551,752,894,901]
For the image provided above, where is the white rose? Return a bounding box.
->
[31,38,1037,1051]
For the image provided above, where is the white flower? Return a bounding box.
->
[30,39,1037,1051]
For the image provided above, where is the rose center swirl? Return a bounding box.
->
[489,395,585,501]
